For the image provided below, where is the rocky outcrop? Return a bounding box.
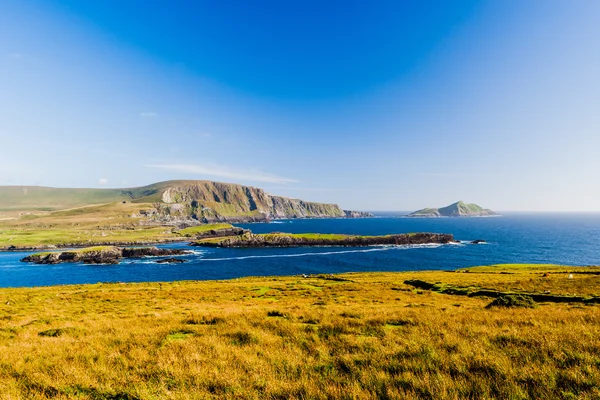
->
[21,246,190,264]
[121,247,190,258]
[194,232,455,248]
[156,258,188,264]
[188,227,249,239]
[408,201,498,218]
[344,210,374,218]
[149,181,348,224]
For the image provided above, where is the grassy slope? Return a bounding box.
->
[0,181,200,211]
[0,186,129,211]
[0,202,176,248]
[0,200,233,248]
[0,265,598,399]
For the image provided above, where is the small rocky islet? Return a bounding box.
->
[408,201,498,217]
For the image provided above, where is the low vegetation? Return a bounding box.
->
[0,265,599,399]
[194,232,454,248]
[0,202,237,249]
[175,223,235,237]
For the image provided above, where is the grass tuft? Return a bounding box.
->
[486,294,537,309]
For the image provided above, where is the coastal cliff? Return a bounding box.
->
[0,180,373,227]
[408,201,498,218]
[135,181,371,224]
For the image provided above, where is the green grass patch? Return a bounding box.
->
[486,295,537,309]
[176,223,234,236]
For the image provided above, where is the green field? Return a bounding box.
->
[0,265,599,399]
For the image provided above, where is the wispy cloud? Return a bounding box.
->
[98,178,108,185]
[144,163,297,184]
[269,187,353,192]
[418,172,499,178]
[7,53,23,60]
[140,112,158,118]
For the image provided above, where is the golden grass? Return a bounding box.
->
[0,267,599,399]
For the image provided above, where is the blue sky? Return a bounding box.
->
[1,0,599,211]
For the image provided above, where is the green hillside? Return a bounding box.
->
[0,186,129,211]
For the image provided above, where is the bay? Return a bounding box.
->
[1,212,599,288]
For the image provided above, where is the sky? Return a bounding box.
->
[1,0,599,211]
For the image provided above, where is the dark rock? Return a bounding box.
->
[156,258,187,264]
[471,240,486,244]
[343,210,375,218]
[121,247,190,258]
[21,246,190,264]
[191,227,248,239]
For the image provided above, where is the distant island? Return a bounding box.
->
[408,201,499,217]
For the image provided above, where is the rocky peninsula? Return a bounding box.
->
[193,232,456,248]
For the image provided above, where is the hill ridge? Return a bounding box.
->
[0,180,372,223]
[408,201,498,217]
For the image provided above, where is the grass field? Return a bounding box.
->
[0,265,599,399]
[0,201,237,249]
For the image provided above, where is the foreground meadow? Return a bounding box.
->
[0,266,599,399]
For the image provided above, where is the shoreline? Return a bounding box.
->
[0,237,192,252]
[1,263,597,290]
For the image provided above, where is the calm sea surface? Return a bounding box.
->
[1,213,599,288]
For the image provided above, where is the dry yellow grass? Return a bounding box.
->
[0,268,599,399]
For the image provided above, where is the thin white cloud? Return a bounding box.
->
[98,178,108,185]
[140,112,158,118]
[7,53,23,60]
[270,187,353,192]
[144,163,297,184]
[418,172,499,178]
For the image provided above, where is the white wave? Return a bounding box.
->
[199,243,445,262]
[199,247,390,261]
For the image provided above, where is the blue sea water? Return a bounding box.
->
[1,213,599,288]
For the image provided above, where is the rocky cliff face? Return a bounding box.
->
[344,210,374,218]
[408,201,498,217]
[140,181,355,224]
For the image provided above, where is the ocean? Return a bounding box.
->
[1,212,599,288]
